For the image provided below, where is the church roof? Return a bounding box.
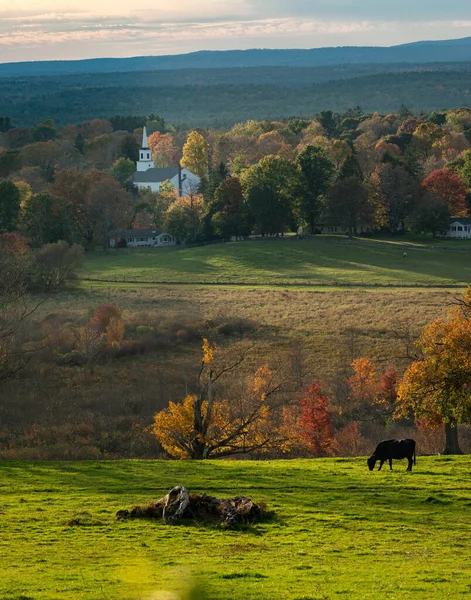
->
[132,168,180,183]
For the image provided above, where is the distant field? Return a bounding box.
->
[82,237,471,288]
[1,457,470,600]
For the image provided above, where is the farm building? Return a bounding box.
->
[442,218,471,239]
[131,127,200,196]
[110,228,177,248]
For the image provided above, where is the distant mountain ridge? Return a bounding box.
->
[1,36,471,77]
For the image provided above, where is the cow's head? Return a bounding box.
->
[367,456,376,471]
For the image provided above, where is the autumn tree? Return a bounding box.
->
[87,177,133,250]
[324,177,373,237]
[369,163,419,232]
[338,358,399,422]
[33,241,84,292]
[75,303,125,374]
[181,131,209,178]
[21,192,74,246]
[396,287,471,454]
[163,192,204,242]
[284,383,336,457]
[421,168,468,216]
[50,169,132,247]
[152,339,286,459]
[295,145,335,232]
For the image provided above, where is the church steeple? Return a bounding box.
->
[136,126,154,172]
[142,126,149,149]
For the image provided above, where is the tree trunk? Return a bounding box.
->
[443,423,463,455]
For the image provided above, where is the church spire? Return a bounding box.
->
[142,126,149,149]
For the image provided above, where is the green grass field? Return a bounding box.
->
[82,238,471,288]
[1,457,471,600]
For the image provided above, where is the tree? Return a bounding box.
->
[211,177,249,239]
[51,169,132,247]
[33,241,84,292]
[87,177,133,250]
[181,131,209,178]
[338,154,363,181]
[421,168,468,217]
[293,383,336,457]
[21,192,74,246]
[324,177,373,237]
[0,180,21,232]
[369,163,419,232]
[0,150,21,178]
[396,287,471,454]
[412,192,450,238]
[316,111,340,138]
[119,135,139,162]
[110,157,135,186]
[0,234,40,382]
[295,146,335,232]
[163,193,204,243]
[30,119,56,143]
[241,155,301,235]
[148,133,176,168]
[152,339,285,459]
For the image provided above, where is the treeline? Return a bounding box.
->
[2,68,471,127]
[2,107,471,247]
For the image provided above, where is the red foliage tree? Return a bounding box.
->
[297,383,336,457]
[421,168,467,216]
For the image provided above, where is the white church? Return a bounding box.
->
[131,127,200,196]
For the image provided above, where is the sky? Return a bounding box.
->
[1,0,471,63]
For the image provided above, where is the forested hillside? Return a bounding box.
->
[2,68,471,127]
[1,36,471,76]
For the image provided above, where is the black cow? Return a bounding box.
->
[367,439,416,472]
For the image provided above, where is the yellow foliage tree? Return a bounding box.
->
[396,286,471,454]
[152,340,286,458]
[181,131,209,178]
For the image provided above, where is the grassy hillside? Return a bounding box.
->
[82,238,471,287]
[1,457,470,599]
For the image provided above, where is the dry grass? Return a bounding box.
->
[44,284,456,373]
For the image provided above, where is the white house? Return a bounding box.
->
[110,228,177,248]
[131,127,200,196]
[443,218,471,239]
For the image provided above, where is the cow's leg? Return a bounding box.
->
[407,457,412,471]
[389,458,393,470]
[378,460,384,471]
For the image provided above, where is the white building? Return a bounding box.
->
[131,127,200,196]
[443,218,471,239]
[110,228,177,248]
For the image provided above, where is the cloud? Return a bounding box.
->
[0,1,471,61]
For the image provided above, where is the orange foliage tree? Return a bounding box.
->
[75,304,125,373]
[152,339,286,459]
[346,358,399,421]
[396,287,471,454]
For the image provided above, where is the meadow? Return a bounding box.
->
[82,237,471,288]
[1,457,470,600]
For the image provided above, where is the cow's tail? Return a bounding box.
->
[414,443,416,465]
